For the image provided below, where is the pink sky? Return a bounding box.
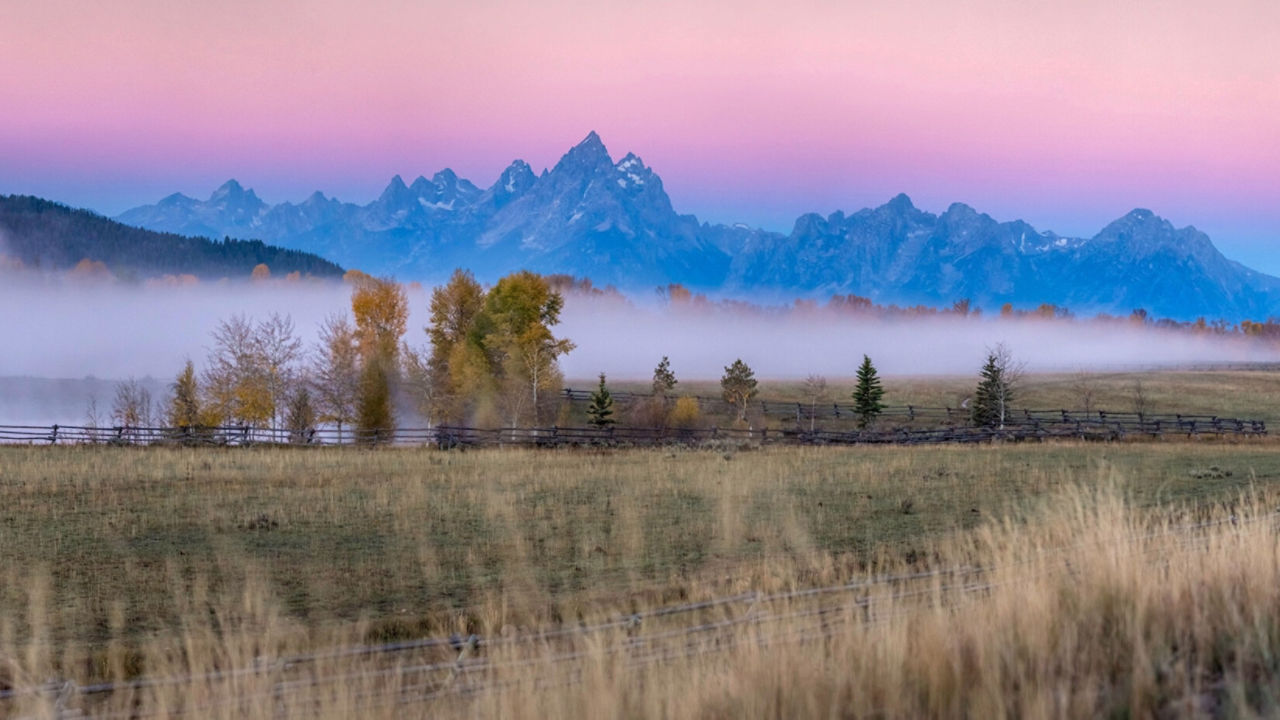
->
[2,0,1278,269]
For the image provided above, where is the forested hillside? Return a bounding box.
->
[0,195,343,279]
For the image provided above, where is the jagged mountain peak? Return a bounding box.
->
[209,179,260,204]
[494,160,536,196]
[158,192,195,206]
[214,178,243,194]
[375,175,414,207]
[556,131,613,173]
[943,201,978,217]
[886,192,916,211]
[1096,208,1179,240]
[616,151,644,167]
[791,212,830,236]
[383,174,408,193]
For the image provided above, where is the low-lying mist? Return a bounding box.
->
[1,275,1276,424]
[558,301,1280,380]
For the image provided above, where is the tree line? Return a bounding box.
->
[0,195,344,281]
[103,269,578,440]
[98,265,1035,438]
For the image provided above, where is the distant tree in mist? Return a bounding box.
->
[586,373,616,428]
[400,343,436,427]
[112,378,152,430]
[166,360,201,428]
[355,355,394,443]
[312,314,361,441]
[971,343,1023,429]
[350,274,408,361]
[652,356,678,397]
[1071,370,1099,416]
[203,314,255,425]
[721,359,758,423]
[202,312,302,428]
[84,394,104,442]
[490,271,575,425]
[257,313,303,428]
[853,356,885,429]
[425,269,486,424]
[350,275,408,435]
[1130,378,1151,417]
[628,355,679,428]
[285,383,317,442]
[802,374,829,432]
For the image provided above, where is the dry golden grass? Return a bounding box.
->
[3,441,1280,717]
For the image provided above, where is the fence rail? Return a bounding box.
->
[0,411,1265,450]
[561,387,1264,428]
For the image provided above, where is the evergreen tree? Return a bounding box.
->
[167,359,201,428]
[587,373,616,428]
[970,353,1003,427]
[652,356,677,396]
[852,355,885,429]
[970,343,1020,428]
[720,359,759,423]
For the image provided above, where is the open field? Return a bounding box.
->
[602,367,1280,425]
[4,438,1280,716]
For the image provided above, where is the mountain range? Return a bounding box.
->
[115,132,1280,320]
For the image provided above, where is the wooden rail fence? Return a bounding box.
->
[0,411,1265,449]
[561,387,1261,428]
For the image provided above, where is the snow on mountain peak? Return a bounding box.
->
[615,153,649,188]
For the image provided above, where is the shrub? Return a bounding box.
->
[668,396,702,429]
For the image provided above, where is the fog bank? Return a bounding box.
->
[557,301,1280,380]
[1,278,1276,424]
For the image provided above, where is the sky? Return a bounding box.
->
[2,0,1278,270]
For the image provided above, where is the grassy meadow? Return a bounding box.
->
[2,428,1280,716]
[604,367,1280,424]
[4,369,1280,716]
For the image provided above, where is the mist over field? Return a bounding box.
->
[1,277,1277,424]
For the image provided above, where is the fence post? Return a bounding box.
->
[907,405,915,421]
[49,424,58,445]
